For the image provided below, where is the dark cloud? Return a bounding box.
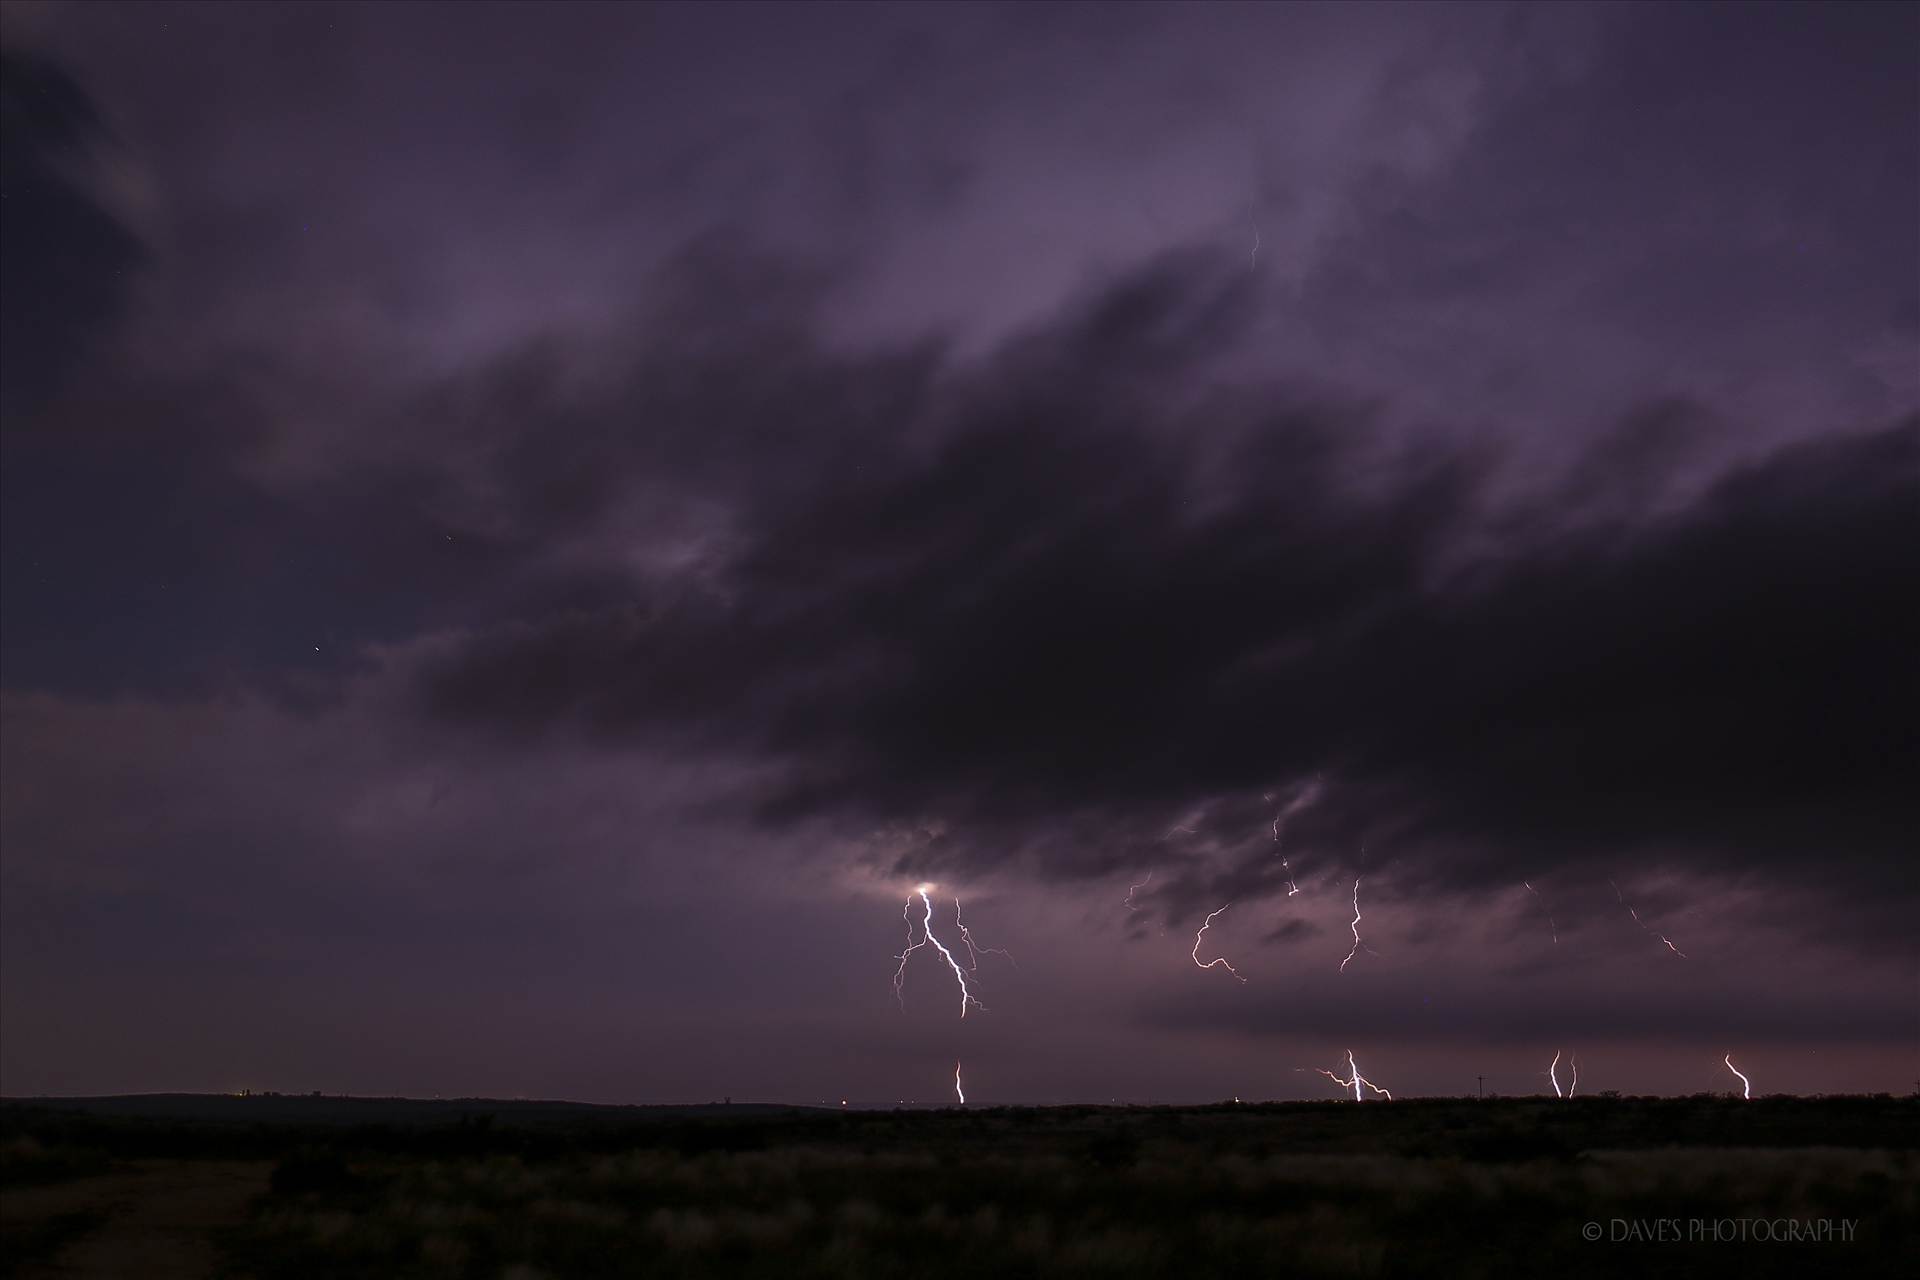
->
[1264,919,1322,945]
[411,246,1919,925]
[0,46,144,419]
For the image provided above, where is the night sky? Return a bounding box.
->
[2,2,1914,1105]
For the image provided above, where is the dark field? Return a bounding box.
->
[3,1094,1914,1279]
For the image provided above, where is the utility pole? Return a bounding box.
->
[1477,1075,1485,1100]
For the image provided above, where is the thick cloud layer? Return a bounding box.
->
[409,251,1918,925]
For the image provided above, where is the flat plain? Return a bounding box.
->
[3,1094,1914,1278]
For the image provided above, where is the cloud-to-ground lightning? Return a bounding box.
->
[1569,1054,1578,1098]
[1536,1051,1566,1105]
[1523,881,1559,945]
[1725,1054,1751,1100]
[1338,876,1377,973]
[1610,879,1688,958]
[1191,905,1246,982]
[891,885,996,1017]
[954,1061,965,1105]
[1314,1049,1392,1100]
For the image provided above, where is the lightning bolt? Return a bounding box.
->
[1548,1049,1564,1098]
[1247,190,1262,271]
[1569,1054,1579,1099]
[1267,781,1321,897]
[1314,1049,1392,1100]
[954,1061,965,1105]
[1338,876,1375,973]
[891,885,989,1017]
[892,901,918,1004]
[954,897,1014,970]
[1191,904,1246,982]
[1610,879,1688,958]
[1724,1053,1750,1100]
[1523,881,1559,945]
[1124,869,1154,912]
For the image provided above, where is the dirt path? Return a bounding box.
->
[3,1160,271,1280]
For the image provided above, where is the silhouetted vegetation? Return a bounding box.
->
[2,1095,1915,1277]
[270,1148,363,1197]
[0,1207,108,1279]
[0,1133,110,1188]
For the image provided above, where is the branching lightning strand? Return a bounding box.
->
[891,886,988,1018]
[1191,905,1246,982]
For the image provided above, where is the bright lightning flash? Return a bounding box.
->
[1315,1049,1392,1100]
[1191,905,1246,982]
[1339,876,1376,973]
[1724,1054,1751,1100]
[892,886,1004,1017]
[955,1061,965,1105]
[1548,1050,1567,1098]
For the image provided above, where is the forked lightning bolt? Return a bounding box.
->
[1724,1054,1751,1100]
[1191,905,1246,982]
[1315,1049,1391,1100]
[892,885,1003,1017]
